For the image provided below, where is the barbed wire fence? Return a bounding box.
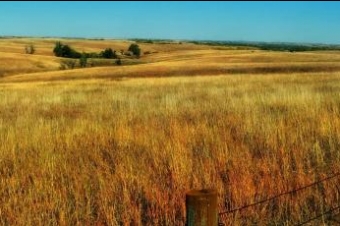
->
[217,171,340,225]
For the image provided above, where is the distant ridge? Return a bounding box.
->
[1,35,340,52]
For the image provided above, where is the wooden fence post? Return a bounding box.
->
[186,189,218,226]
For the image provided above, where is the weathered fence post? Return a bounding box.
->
[186,189,218,226]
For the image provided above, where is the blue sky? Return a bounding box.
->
[0,1,340,44]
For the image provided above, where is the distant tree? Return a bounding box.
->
[101,48,116,59]
[61,44,72,57]
[25,44,35,54]
[53,41,81,58]
[53,41,63,57]
[79,53,88,68]
[128,43,141,57]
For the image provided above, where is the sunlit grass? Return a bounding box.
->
[1,38,340,225]
[1,72,340,225]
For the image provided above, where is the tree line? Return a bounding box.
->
[52,41,141,69]
[189,40,340,52]
[53,41,141,59]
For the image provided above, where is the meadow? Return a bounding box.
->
[1,38,340,225]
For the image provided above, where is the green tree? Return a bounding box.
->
[79,53,87,68]
[128,43,141,57]
[53,41,81,58]
[101,48,116,59]
[53,41,63,57]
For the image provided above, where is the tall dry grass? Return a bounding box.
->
[1,72,340,225]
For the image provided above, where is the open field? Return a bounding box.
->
[1,38,340,225]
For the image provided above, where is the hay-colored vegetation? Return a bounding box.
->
[1,38,340,225]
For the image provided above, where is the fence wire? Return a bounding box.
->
[218,171,340,224]
[294,204,340,226]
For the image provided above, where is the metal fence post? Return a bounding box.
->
[186,189,218,226]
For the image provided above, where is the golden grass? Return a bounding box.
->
[1,71,340,225]
[0,38,214,57]
[1,38,340,225]
[0,38,226,76]
[1,37,340,79]
[0,52,60,77]
[0,38,133,56]
[1,49,340,84]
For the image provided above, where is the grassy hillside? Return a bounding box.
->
[2,37,340,79]
[0,38,228,77]
[0,52,60,77]
[1,38,340,225]
[2,47,340,83]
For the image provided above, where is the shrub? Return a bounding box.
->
[53,41,81,58]
[25,44,35,54]
[79,53,88,68]
[128,44,141,57]
[101,48,116,59]
[53,41,63,57]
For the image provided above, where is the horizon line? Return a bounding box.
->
[1,35,340,46]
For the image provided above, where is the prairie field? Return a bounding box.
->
[1,38,340,225]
